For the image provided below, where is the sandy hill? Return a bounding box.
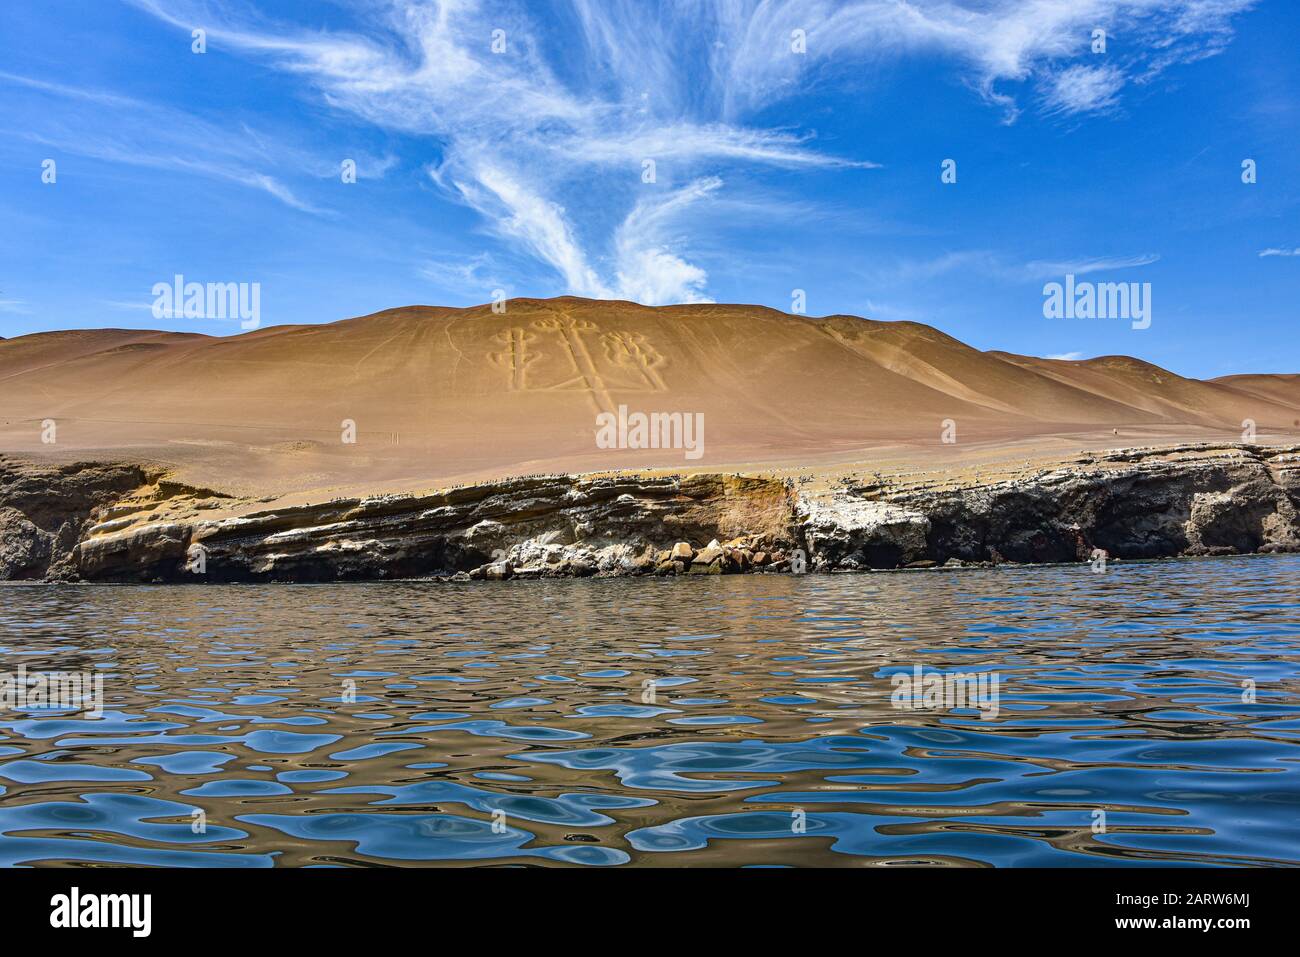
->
[1,297,1297,495]
[1212,373,1300,409]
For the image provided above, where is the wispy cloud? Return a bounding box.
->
[614,177,724,305]
[711,0,1257,121]
[571,125,879,171]
[122,0,1253,300]
[102,299,159,312]
[0,70,146,109]
[870,250,1002,284]
[1045,351,1086,361]
[1017,253,1161,280]
[443,163,612,298]
[868,250,1160,285]
[1259,247,1300,257]
[313,152,400,182]
[122,0,887,302]
[0,71,322,212]
[419,253,505,293]
[1042,64,1125,116]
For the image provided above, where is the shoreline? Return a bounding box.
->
[3,441,1298,585]
[0,548,1291,588]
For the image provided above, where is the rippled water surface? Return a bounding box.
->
[2,556,1298,867]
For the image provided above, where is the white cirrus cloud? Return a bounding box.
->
[123,0,1255,301]
[419,253,505,293]
[1042,64,1126,116]
[0,72,323,213]
[867,251,1160,285]
[1017,253,1161,280]
[709,0,1257,121]
[614,177,725,306]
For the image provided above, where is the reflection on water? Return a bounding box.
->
[1,555,1298,867]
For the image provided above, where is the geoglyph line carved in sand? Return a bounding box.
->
[483,311,672,415]
[601,331,667,392]
[488,327,540,392]
[530,313,613,414]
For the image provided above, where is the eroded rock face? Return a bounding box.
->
[0,459,148,580]
[77,522,190,579]
[802,498,930,570]
[1,444,1297,582]
[880,446,1300,565]
[0,507,47,579]
[64,472,795,582]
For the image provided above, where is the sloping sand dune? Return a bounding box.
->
[2,298,1297,495]
[1213,373,1300,410]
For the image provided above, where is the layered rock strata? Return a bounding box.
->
[1,444,1296,583]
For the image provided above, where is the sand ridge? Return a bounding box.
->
[2,297,1297,497]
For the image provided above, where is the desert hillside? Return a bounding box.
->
[1,298,1297,495]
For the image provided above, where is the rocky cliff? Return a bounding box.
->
[1,443,1297,583]
[805,444,1300,570]
[0,459,151,580]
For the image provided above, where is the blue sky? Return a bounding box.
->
[0,0,1296,377]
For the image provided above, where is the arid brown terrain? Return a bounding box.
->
[2,298,1298,582]
[2,297,1297,498]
